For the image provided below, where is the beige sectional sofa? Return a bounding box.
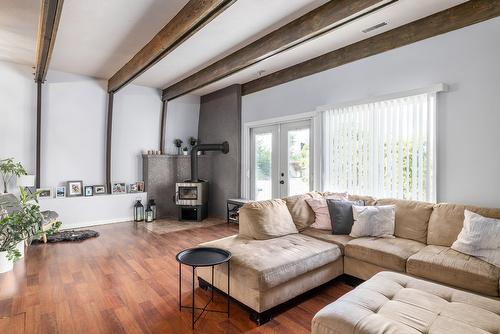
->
[197,192,500,324]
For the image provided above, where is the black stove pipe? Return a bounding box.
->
[190,141,229,182]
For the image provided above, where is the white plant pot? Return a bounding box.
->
[0,251,13,274]
[16,241,25,259]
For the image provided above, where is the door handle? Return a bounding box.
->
[279,180,285,184]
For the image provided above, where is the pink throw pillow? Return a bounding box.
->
[306,192,348,230]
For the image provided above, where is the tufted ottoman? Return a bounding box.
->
[312,271,500,334]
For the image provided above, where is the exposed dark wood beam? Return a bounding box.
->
[105,93,114,193]
[35,82,42,188]
[242,0,500,95]
[160,100,167,154]
[162,0,392,101]
[108,0,236,93]
[34,0,64,83]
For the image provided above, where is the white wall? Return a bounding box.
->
[0,61,163,226]
[113,84,161,182]
[165,94,200,154]
[0,61,37,191]
[242,18,500,208]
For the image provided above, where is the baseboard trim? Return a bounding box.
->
[61,217,133,230]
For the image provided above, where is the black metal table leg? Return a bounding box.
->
[192,266,195,329]
[211,266,214,301]
[178,262,181,312]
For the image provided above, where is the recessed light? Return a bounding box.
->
[362,22,388,33]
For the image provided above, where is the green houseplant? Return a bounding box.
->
[0,188,61,273]
[0,158,27,193]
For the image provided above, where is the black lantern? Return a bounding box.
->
[149,199,157,220]
[134,200,144,222]
[145,204,153,223]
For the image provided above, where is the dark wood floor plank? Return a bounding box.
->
[0,222,351,333]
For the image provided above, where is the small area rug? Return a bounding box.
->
[40,230,99,243]
[141,217,226,235]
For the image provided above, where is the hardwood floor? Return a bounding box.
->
[0,221,352,333]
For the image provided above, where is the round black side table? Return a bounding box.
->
[176,247,231,329]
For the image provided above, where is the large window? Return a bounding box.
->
[321,92,437,202]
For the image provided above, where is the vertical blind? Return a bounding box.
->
[322,93,436,202]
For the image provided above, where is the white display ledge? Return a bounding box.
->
[39,192,147,229]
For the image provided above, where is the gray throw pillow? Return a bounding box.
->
[326,199,364,235]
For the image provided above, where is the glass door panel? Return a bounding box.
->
[251,126,278,200]
[280,121,312,197]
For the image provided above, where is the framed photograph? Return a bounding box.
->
[93,185,106,195]
[67,180,83,197]
[84,186,93,197]
[127,183,138,193]
[111,182,126,195]
[55,186,66,198]
[136,181,145,192]
[38,188,52,198]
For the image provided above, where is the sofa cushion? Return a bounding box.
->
[200,234,341,291]
[239,199,298,240]
[428,203,500,247]
[407,245,500,296]
[312,271,500,334]
[376,198,434,243]
[283,192,322,231]
[345,237,426,272]
[301,227,353,254]
[347,194,376,205]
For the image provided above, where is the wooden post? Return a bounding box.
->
[160,100,167,154]
[105,92,114,193]
[35,81,42,188]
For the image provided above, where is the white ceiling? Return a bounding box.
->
[0,0,39,66]
[189,0,468,96]
[133,0,329,88]
[49,0,189,78]
[0,0,469,94]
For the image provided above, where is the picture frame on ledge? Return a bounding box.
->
[93,185,106,195]
[127,183,138,193]
[38,188,52,198]
[84,186,93,197]
[111,182,126,195]
[55,186,66,198]
[67,181,83,197]
[136,181,145,192]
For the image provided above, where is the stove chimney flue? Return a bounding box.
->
[190,141,229,182]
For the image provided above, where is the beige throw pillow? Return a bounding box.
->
[350,205,396,238]
[239,199,298,240]
[283,192,322,231]
[451,210,500,266]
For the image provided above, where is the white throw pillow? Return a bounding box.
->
[350,205,396,238]
[451,210,500,266]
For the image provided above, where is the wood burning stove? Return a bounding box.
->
[175,142,229,221]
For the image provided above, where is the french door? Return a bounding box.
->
[250,120,312,200]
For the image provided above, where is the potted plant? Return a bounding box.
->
[0,188,61,273]
[188,137,197,148]
[182,147,189,155]
[174,139,183,155]
[0,158,26,193]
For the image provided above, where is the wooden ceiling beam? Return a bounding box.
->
[162,0,392,101]
[34,0,64,83]
[242,0,500,95]
[107,0,236,93]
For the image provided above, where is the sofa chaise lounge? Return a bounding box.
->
[197,192,500,324]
